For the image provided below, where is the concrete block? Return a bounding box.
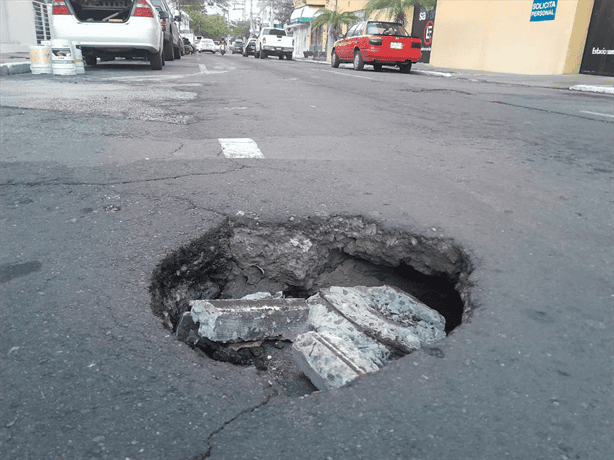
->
[190,298,310,343]
[307,294,390,368]
[320,287,422,353]
[353,285,446,347]
[0,62,31,76]
[292,330,380,391]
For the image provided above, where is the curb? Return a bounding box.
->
[0,61,31,76]
[569,84,614,95]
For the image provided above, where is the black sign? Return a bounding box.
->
[411,3,436,63]
[580,0,613,76]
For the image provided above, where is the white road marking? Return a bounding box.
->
[319,69,374,80]
[219,138,264,158]
[580,110,614,118]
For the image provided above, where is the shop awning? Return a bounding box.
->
[289,6,321,25]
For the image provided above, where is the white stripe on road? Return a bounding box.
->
[580,110,614,118]
[319,69,374,80]
[219,138,264,158]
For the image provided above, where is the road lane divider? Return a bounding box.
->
[219,138,264,158]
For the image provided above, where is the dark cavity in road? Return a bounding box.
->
[149,215,473,395]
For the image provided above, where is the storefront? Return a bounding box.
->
[287,5,321,57]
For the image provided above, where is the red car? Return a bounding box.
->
[331,21,422,73]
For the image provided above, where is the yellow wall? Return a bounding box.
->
[430,0,594,75]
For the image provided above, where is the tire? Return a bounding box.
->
[254,50,259,58]
[373,63,382,72]
[400,62,412,74]
[353,50,364,71]
[286,54,292,60]
[279,55,284,60]
[164,43,174,61]
[259,49,266,59]
[331,49,340,68]
[85,56,97,66]
[174,46,181,59]
[150,49,163,70]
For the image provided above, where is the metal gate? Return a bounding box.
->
[580,0,613,76]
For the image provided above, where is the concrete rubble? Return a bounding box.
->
[182,285,446,391]
[189,298,310,343]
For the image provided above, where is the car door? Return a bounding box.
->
[343,23,364,59]
[337,23,357,60]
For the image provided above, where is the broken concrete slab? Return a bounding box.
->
[353,285,446,346]
[320,287,422,353]
[292,330,380,391]
[189,298,310,343]
[307,294,391,368]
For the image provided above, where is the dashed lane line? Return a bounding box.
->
[219,138,265,158]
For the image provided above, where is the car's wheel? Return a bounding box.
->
[164,43,174,61]
[400,62,412,74]
[373,63,382,72]
[331,49,340,68]
[84,56,97,66]
[353,49,364,71]
[174,46,181,59]
[286,53,292,60]
[254,50,259,58]
[279,55,284,60]
[259,49,266,59]
[150,49,163,70]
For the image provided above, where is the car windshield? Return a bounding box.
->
[366,22,409,37]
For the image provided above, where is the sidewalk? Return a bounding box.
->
[2,50,612,94]
[297,57,614,94]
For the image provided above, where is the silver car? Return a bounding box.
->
[51,0,166,70]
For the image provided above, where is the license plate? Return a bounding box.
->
[390,42,403,49]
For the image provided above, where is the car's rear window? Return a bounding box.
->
[266,29,286,36]
[366,22,409,37]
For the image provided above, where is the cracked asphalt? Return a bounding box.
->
[1,54,612,460]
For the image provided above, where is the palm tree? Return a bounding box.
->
[363,0,435,24]
[310,7,360,49]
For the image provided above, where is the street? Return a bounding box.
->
[1,53,612,460]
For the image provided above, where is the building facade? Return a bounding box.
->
[294,0,612,75]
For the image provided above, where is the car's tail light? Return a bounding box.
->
[369,38,382,46]
[52,0,70,15]
[292,39,295,46]
[134,0,154,17]
[263,37,266,44]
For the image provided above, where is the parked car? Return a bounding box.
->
[149,0,181,60]
[232,40,243,54]
[242,38,256,57]
[331,21,422,73]
[199,38,216,53]
[51,0,166,70]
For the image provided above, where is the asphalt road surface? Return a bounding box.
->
[1,53,612,460]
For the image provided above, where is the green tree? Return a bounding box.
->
[310,8,360,44]
[271,0,295,26]
[230,21,251,40]
[187,10,230,39]
[364,0,436,24]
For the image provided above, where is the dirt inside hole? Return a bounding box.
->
[149,215,473,396]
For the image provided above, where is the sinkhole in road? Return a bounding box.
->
[149,215,473,396]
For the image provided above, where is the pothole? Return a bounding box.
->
[149,216,473,396]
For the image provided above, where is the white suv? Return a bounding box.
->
[51,0,166,70]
